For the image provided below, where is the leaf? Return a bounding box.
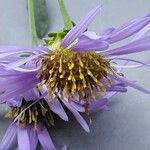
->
[33,0,49,39]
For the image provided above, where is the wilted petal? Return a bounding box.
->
[0,123,17,150]
[38,126,56,150]
[61,6,101,48]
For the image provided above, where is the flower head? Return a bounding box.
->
[0,88,85,150]
[0,5,150,150]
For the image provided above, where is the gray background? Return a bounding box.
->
[0,0,150,150]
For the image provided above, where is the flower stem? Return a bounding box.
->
[27,0,38,46]
[58,0,73,30]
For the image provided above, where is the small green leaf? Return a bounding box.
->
[33,0,49,39]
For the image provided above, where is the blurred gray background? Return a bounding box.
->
[0,0,150,150]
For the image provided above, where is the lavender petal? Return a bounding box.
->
[48,98,68,121]
[29,129,38,150]
[72,36,109,51]
[113,76,150,94]
[38,126,56,150]
[61,6,101,48]
[17,126,31,150]
[105,36,150,56]
[62,100,90,133]
[0,123,17,150]
[6,54,41,70]
[106,14,150,43]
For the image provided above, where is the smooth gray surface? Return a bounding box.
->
[0,0,150,150]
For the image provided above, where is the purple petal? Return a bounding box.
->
[29,129,38,150]
[81,31,101,40]
[17,126,31,150]
[6,54,41,70]
[11,66,40,72]
[6,97,22,107]
[107,85,127,92]
[106,14,150,43]
[0,77,39,101]
[71,101,85,112]
[89,98,109,112]
[105,36,150,56]
[48,98,68,121]
[0,123,17,150]
[62,100,90,132]
[112,57,150,68]
[100,27,115,37]
[23,89,39,101]
[37,126,56,150]
[61,6,101,48]
[72,35,109,51]
[133,23,150,41]
[0,51,31,59]
[112,76,150,94]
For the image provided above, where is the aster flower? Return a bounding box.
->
[0,4,150,150]
[0,88,74,150]
[1,6,150,104]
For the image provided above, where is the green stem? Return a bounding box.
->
[58,0,73,30]
[28,0,38,46]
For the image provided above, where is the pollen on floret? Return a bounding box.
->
[5,99,54,129]
[37,47,116,104]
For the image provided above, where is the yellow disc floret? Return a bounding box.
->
[38,47,115,102]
